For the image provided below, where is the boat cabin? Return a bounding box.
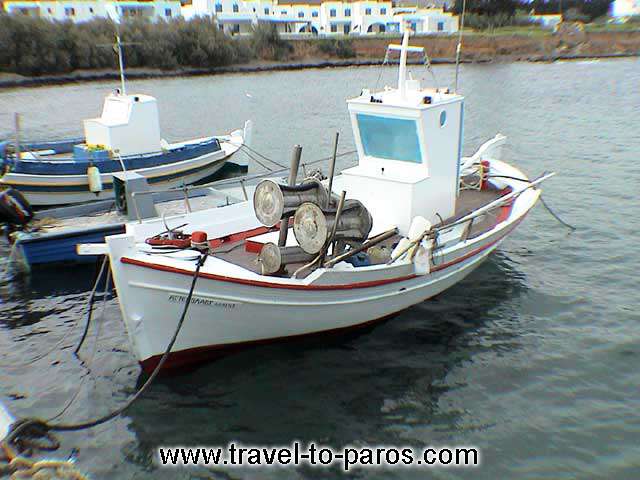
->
[83,93,162,157]
[335,36,464,235]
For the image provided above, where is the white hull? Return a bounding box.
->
[1,130,244,206]
[105,160,540,371]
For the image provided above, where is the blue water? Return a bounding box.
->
[0,58,639,478]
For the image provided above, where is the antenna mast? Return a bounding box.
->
[115,26,126,95]
[454,0,467,93]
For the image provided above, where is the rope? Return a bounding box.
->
[49,268,112,424]
[539,196,576,231]
[74,256,108,355]
[2,250,207,451]
[488,174,576,231]
[0,257,108,368]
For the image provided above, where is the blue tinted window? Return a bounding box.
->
[357,114,422,163]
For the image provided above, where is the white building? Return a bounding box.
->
[394,7,458,34]
[610,0,640,18]
[2,0,181,22]
[2,0,459,35]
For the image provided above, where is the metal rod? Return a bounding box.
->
[240,179,248,201]
[321,190,346,265]
[14,113,21,160]
[278,145,302,247]
[326,132,339,208]
[115,30,126,95]
[324,227,398,268]
[182,182,192,213]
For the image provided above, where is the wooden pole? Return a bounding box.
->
[324,227,398,268]
[278,145,302,247]
[14,113,21,160]
[326,132,339,208]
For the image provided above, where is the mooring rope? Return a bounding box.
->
[488,174,576,231]
[2,250,207,455]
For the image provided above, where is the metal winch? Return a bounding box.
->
[253,178,331,228]
[293,199,372,254]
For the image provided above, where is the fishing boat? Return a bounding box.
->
[97,31,554,372]
[0,8,250,207]
[0,97,250,207]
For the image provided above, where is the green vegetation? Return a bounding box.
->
[451,0,615,30]
[0,14,298,76]
[316,39,356,58]
[250,23,293,60]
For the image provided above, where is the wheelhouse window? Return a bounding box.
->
[357,114,422,163]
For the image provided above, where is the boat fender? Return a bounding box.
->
[413,240,433,276]
[408,216,432,242]
[0,188,34,226]
[87,164,103,195]
[191,231,209,252]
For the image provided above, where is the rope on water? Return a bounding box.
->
[488,174,576,231]
[2,250,207,457]
[0,257,109,368]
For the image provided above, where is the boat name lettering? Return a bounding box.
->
[168,294,237,309]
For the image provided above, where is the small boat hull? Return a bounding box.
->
[0,131,244,207]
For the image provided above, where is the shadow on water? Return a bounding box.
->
[121,251,529,473]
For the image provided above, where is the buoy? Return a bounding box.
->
[87,164,103,195]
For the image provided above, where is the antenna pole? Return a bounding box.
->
[454,0,467,93]
[115,27,126,95]
[398,28,410,98]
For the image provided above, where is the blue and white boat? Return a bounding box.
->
[0,92,250,206]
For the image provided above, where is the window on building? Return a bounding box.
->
[357,114,422,163]
[89,7,94,13]
[264,7,269,14]
[312,10,318,17]
[345,8,350,16]
[64,7,75,16]
[47,7,52,13]
[298,11,304,17]
[344,24,350,34]
[232,23,240,33]
[365,7,371,14]
[281,10,287,14]
[380,24,385,32]
[330,8,336,17]
[437,21,444,31]
[165,8,172,16]
[330,24,337,32]
[380,7,386,14]
[232,4,238,12]
[252,7,255,12]
[215,3,222,12]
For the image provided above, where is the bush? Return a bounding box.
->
[250,23,293,61]
[0,14,253,75]
[316,39,356,58]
